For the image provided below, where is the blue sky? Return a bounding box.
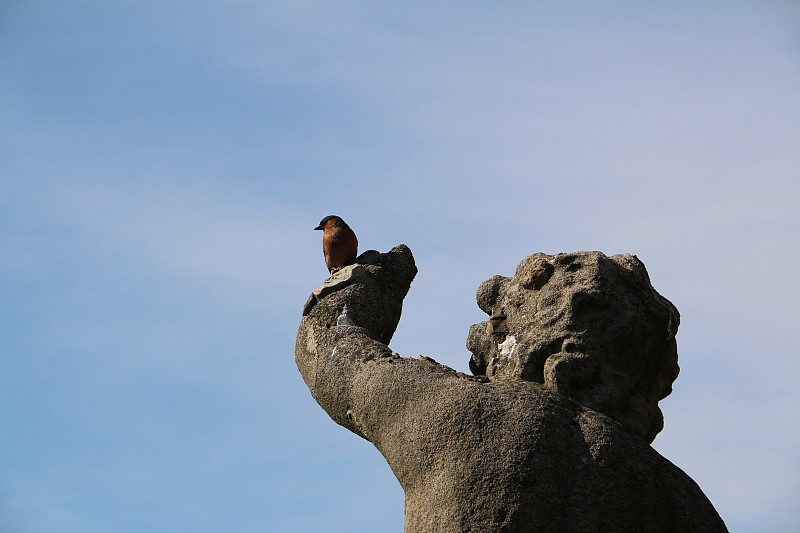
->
[1,1,798,531]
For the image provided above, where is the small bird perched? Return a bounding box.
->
[315,215,358,273]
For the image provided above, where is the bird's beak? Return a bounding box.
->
[314,224,324,230]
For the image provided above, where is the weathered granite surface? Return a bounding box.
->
[295,245,727,532]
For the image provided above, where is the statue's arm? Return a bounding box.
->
[295,245,431,441]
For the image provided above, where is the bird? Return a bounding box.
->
[315,215,358,273]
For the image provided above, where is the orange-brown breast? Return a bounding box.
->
[323,224,358,272]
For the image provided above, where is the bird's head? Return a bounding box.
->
[315,215,349,231]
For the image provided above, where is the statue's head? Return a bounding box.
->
[467,251,680,443]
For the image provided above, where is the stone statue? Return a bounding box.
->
[296,245,727,532]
